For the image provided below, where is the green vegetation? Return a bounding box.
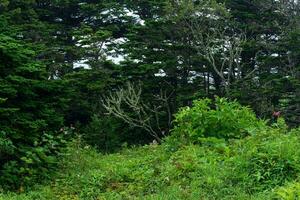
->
[0,128,299,199]
[170,98,266,143]
[1,99,300,199]
[1,0,300,199]
[0,34,69,189]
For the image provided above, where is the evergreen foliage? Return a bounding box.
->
[0,0,299,194]
[0,35,68,189]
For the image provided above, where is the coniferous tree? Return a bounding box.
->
[0,34,68,189]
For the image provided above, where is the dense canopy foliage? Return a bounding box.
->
[0,0,299,198]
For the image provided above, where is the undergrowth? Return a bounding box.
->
[1,98,300,200]
[1,127,300,200]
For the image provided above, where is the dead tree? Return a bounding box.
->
[185,20,251,94]
[102,82,173,142]
[168,0,256,94]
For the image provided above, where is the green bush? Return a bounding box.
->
[0,131,69,191]
[169,97,266,145]
[275,181,300,200]
[228,127,300,191]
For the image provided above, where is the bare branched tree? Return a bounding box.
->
[102,82,173,142]
[168,0,257,94]
[185,19,251,94]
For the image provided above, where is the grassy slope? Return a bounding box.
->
[1,128,300,200]
[0,146,264,200]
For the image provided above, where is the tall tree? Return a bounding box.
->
[0,34,68,189]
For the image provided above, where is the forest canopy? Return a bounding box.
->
[0,0,300,199]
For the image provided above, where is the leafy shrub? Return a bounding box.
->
[229,128,300,191]
[275,181,300,200]
[0,131,69,191]
[169,97,266,145]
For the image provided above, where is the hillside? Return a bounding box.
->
[1,1,300,197]
[1,123,300,200]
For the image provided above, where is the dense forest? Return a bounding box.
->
[0,0,300,199]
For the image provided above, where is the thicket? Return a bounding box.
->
[169,97,266,143]
[1,98,300,199]
[0,0,300,193]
